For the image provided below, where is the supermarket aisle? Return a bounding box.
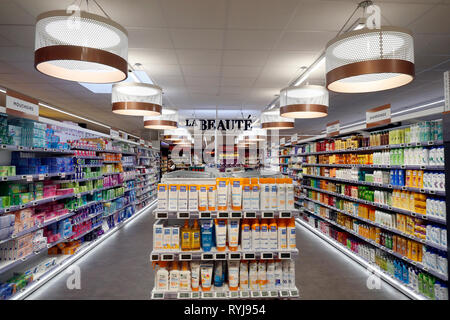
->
[27,204,157,300]
[295,222,408,300]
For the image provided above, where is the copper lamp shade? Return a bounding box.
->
[112,83,162,116]
[325,26,414,93]
[280,85,328,119]
[35,11,128,83]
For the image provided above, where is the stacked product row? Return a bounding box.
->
[153,218,296,252]
[157,177,295,212]
[154,259,296,293]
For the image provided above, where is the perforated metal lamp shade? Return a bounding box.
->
[261,109,294,130]
[35,11,128,83]
[280,85,328,119]
[325,26,414,93]
[144,108,178,130]
[112,83,162,116]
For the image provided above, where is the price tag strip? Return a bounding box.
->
[229,291,240,299]
[191,292,201,299]
[202,292,214,299]
[160,254,174,261]
[215,253,227,260]
[177,212,190,219]
[177,292,191,299]
[261,252,274,260]
[251,291,261,298]
[279,211,292,219]
[278,252,291,259]
[218,211,229,219]
[279,290,290,298]
[150,254,160,261]
[215,292,227,299]
[200,212,212,219]
[244,212,257,219]
[179,253,192,261]
[240,291,250,298]
[290,289,299,297]
[229,253,241,260]
[156,212,168,219]
[201,253,214,260]
[243,253,256,260]
[151,292,165,299]
[262,211,274,219]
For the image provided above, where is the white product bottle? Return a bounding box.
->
[169,262,180,291]
[156,262,169,291]
[282,260,289,289]
[241,220,252,250]
[239,261,249,290]
[274,260,282,288]
[266,260,275,290]
[288,260,295,289]
[257,261,267,290]
[251,220,260,250]
[179,261,191,291]
[277,220,287,250]
[249,261,258,290]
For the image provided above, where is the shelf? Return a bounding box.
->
[150,247,298,261]
[103,161,121,164]
[102,172,122,176]
[303,196,447,252]
[71,211,104,225]
[0,171,75,182]
[151,286,299,300]
[57,176,104,183]
[302,185,447,225]
[302,174,445,196]
[0,144,74,154]
[302,208,448,282]
[73,156,103,160]
[70,224,102,240]
[77,164,103,168]
[302,163,445,171]
[296,140,444,156]
[103,203,134,218]
[102,194,126,203]
[153,209,300,220]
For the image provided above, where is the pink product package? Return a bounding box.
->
[34,213,45,225]
[43,185,57,198]
[56,188,74,196]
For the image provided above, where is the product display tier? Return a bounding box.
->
[303,185,446,225]
[0,114,160,300]
[154,209,300,220]
[150,247,299,262]
[151,285,299,300]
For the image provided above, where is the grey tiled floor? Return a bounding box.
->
[27,207,408,300]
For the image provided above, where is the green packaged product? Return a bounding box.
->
[0,196,11,208]
[0,166,10,176]
[34,190,43,200]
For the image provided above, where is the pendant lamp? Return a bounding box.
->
[112,83,162,116]
[280,85,328,118]
[144,108,178,130]
[261,109,294,130]
[35,10,128,83]
[326,27,414,93]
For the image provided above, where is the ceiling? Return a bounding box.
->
[0,0,449,137]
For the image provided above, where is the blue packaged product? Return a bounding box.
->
[200,220,213,252]
[213,261,224,287]
[390,170,395,186]
[398,169,404,186]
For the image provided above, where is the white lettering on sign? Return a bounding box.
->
[280,138,285,145]
[6,96,39,117]
[140,139,145,145]
[326,121,340,137]
[366,105,391,128]
[110,129,119,138]
[366,5,381,29]
[292,133,298,143]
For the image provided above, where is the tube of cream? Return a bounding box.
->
[214,219,227,251]
[200,263,213,291]
[191,261,200,292]
[227,219,240,251]
[228,260,239,291]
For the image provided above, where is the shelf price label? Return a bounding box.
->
[280,211,291,219]
[279,252,291,259]
[218,211,229,219]
[240,291,250,298]
[179,254,192,261]
[229,291,239,299]
[201,253,214,260]
[200,212,211,219]
[177,212,190,219]
[251,291,261,298]
[262,252,274,260]
[150,254,160,261]
[191,292,201,299]
[215,253,227,260]
[161,254,174,261]
[290,289,299,297]
[244,253,256,260]
[151,292,165,300]
[202,292,214,299]
[177,292,191,299]
[229,253,241,260]
[215,292,227,299]
[231,211,242,219]
[270,291,278,298]
[244,212,257,219]
[156,212,168,219]
[261,291,270,298]
[280,290,290,298]
[262,211,274,219]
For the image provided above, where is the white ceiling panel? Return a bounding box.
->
[221,65,262,78]
[0,0,35,24]
[176,49,222,65]
[0,25,34,48]
[227,0,300,30]
[220,77,255,87]
[128,49,179,65]
[276,31,336,51]
[225,30,281,50]
[407,4,450,34]
[128,28,173,49]
[160,0,227,29]
[181,65,221,77]
[184,76,221,87]
[170,29,225,50]
[265,51,316,66]
[222,50,270,66]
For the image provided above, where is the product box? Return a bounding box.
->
[198,186,208,211]
[242,184,252,210]
[178,185,188,211]
[216,178,228,211]
[153,221,164,250]
[171,225,180,250]
[163,227,172,250]
[168,185,178,211]
[188,185,198,211]
[251,184,260,210]
[277,179,286,210]
[286,180,294,210]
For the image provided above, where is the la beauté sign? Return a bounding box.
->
[185,118,253,131]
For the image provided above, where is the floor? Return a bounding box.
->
[27,206,408,300]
